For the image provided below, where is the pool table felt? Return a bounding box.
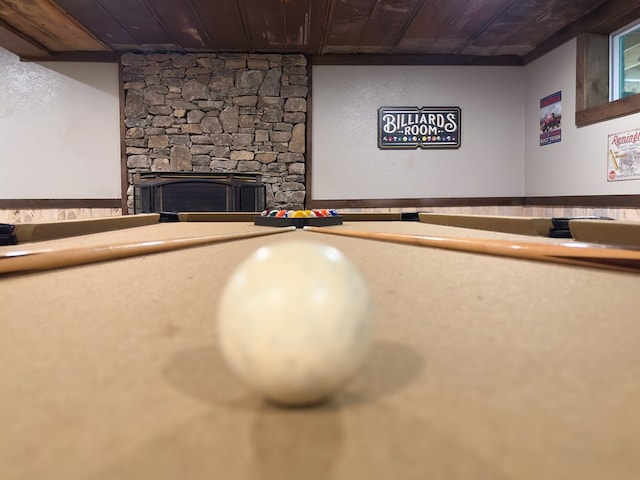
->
[1,220,639,480]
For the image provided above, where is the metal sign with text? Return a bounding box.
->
[378,106,461,149]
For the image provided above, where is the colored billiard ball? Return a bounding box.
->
[217,241,374,406]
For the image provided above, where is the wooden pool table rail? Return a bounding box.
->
[0,226,295,275]
[10,213,161,243]
[305,226,640,274]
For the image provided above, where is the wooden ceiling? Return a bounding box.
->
[0,0,639,63]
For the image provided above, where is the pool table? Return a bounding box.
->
[1,214,639,480]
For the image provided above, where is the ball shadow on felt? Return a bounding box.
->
[163,339,425,407]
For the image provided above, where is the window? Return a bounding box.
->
[610,19,640,101]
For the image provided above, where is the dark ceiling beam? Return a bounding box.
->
[140,0,186,53]
[356,0,384,52]
[312,53,522,66]
[186,0,215,48]
[318,0,336,55]
[455,0,520,56]
[235,0,254,52]
[389,0,427,55]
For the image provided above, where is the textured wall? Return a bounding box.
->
[122,52,308,213]
[311,64,525,200]
[0,48,120,199]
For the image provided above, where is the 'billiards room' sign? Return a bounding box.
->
[378,106,461,149]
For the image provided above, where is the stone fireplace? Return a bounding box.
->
[122,52,308,214]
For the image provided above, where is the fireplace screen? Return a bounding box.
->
[134,172,266,213]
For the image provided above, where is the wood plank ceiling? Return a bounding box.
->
[0,0,638,63]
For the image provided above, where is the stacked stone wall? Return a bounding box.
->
[122,52,308,213]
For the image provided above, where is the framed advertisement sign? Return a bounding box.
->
[378,106,461,149]
[607,128,640,181]
[539,91,561,146]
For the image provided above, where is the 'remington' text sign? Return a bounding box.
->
[378,106,461,149]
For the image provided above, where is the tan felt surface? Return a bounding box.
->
[570,219,640,247]
[12,213,160,242]
[1,221,639,480]
[419,212,552,236]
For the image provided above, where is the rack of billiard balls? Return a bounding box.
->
[254,209,342,227]
[260,209,339,218]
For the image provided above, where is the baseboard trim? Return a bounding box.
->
[310,195,640,209]
[2,195,637,211]
[522,195,640,207]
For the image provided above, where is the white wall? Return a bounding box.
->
[524,39,640,195]
[0,48,121,199]
[311,65,525,200]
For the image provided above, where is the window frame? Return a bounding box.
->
[609,18,640,101]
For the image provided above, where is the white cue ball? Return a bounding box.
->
[217,240,373,406]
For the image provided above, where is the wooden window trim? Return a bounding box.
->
[575,32,640,127]
[573,0,640,129]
